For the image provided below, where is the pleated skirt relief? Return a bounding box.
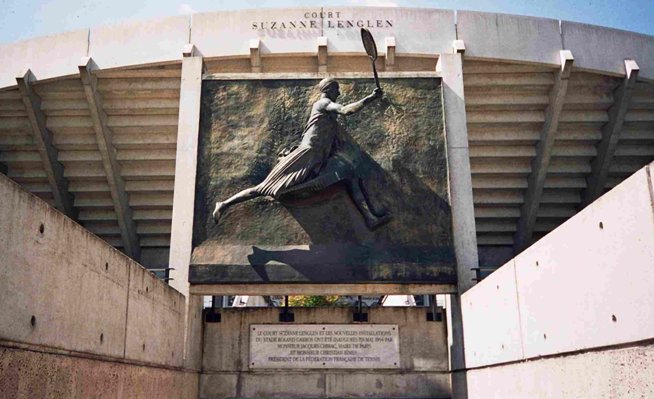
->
[258,145,323,198]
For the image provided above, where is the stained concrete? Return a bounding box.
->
[0,346,199,399]
[467,344,654,399]
[88,16,190,70]
[200,307,450,399]
[461,163,654,397]
[0,174,198,397]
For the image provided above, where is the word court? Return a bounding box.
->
[249,324,401,369]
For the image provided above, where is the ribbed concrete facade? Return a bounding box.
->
[1,8,651,267]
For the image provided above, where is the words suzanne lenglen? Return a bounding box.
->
[252,11,394,30]
[253,328,396,364]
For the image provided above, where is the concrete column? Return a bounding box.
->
[168,45,204,369]
[437,51,478,399]
[437,52,478,292]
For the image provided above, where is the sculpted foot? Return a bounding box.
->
[212,202,226,224]
[365,212,392,230]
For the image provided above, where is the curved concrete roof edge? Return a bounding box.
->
[0,7,652,90]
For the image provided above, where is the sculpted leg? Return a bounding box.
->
[358,178,388,217]
[213,186,262,223]
[345,178,391,230]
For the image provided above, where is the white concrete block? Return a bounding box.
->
[192,8,455,58]
[467,344,654,399]
[462,260,524,368]
[322,8,455,55]
[457,11,563,66]
[515,165,654,358]
[561,21,654,81]
[192,9,321,57]
[88,16,189,69]
[0,29,89,89]
[0,175,128,358]
[124,262,185,367]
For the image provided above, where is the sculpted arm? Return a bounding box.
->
[326,88,383,115]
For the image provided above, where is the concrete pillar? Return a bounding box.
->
[168,45,204,369]
[437,51,479,399]
[437,52,478,292]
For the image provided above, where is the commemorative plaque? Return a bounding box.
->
[249,324,400,369]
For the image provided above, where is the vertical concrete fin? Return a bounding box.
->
[437,52,479,293]
[582,60,640,207]
[514,50,574,252]
[168,49,204,368]
[249,39,261,73]
[79,57,140,261]
[16,69,77,219]
[317,36,328,73]
[385,37,396,71]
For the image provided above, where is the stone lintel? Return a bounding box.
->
[190,283,457,296]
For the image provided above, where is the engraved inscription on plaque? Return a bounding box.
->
[249,324,400,369]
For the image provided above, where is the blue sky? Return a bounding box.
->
[0,0,652,44]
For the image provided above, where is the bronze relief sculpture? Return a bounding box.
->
[212,78,390,229]
[212,29,391,230]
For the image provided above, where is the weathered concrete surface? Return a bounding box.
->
[200,307,450,398]
[1,9,653,91]
[561,21,654,81]
[125,262,186,366]
[88,16,190,70]
[462,261,523,368]
[463,164,654,366]
[0,174,130,358]
[191,8,455,59]
[516,166,654,358]
[0,29,89,89]
[0,346,199,399]
[461,163,654,398]
[193,78,455,285]
[456,11,563,66]
[0,174,197,396]
[467,343,654,399]
[201,371,450,399]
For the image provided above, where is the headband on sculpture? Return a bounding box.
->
[318,77,338,93]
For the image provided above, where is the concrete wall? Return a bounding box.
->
[200,307,450,399]
[1,8,652,89]
[0,173,199,398]
[461,163,654,398]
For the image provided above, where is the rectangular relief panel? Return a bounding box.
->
[190,78,455,285]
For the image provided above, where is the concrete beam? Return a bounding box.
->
[385,37,396,71]
[317,36,328,73]
[79,57,140,260]
[16,70,76,218]
[190,283,457,296]
[514,50,574,252]
[582,60,640,207]
[249,39,261,73]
